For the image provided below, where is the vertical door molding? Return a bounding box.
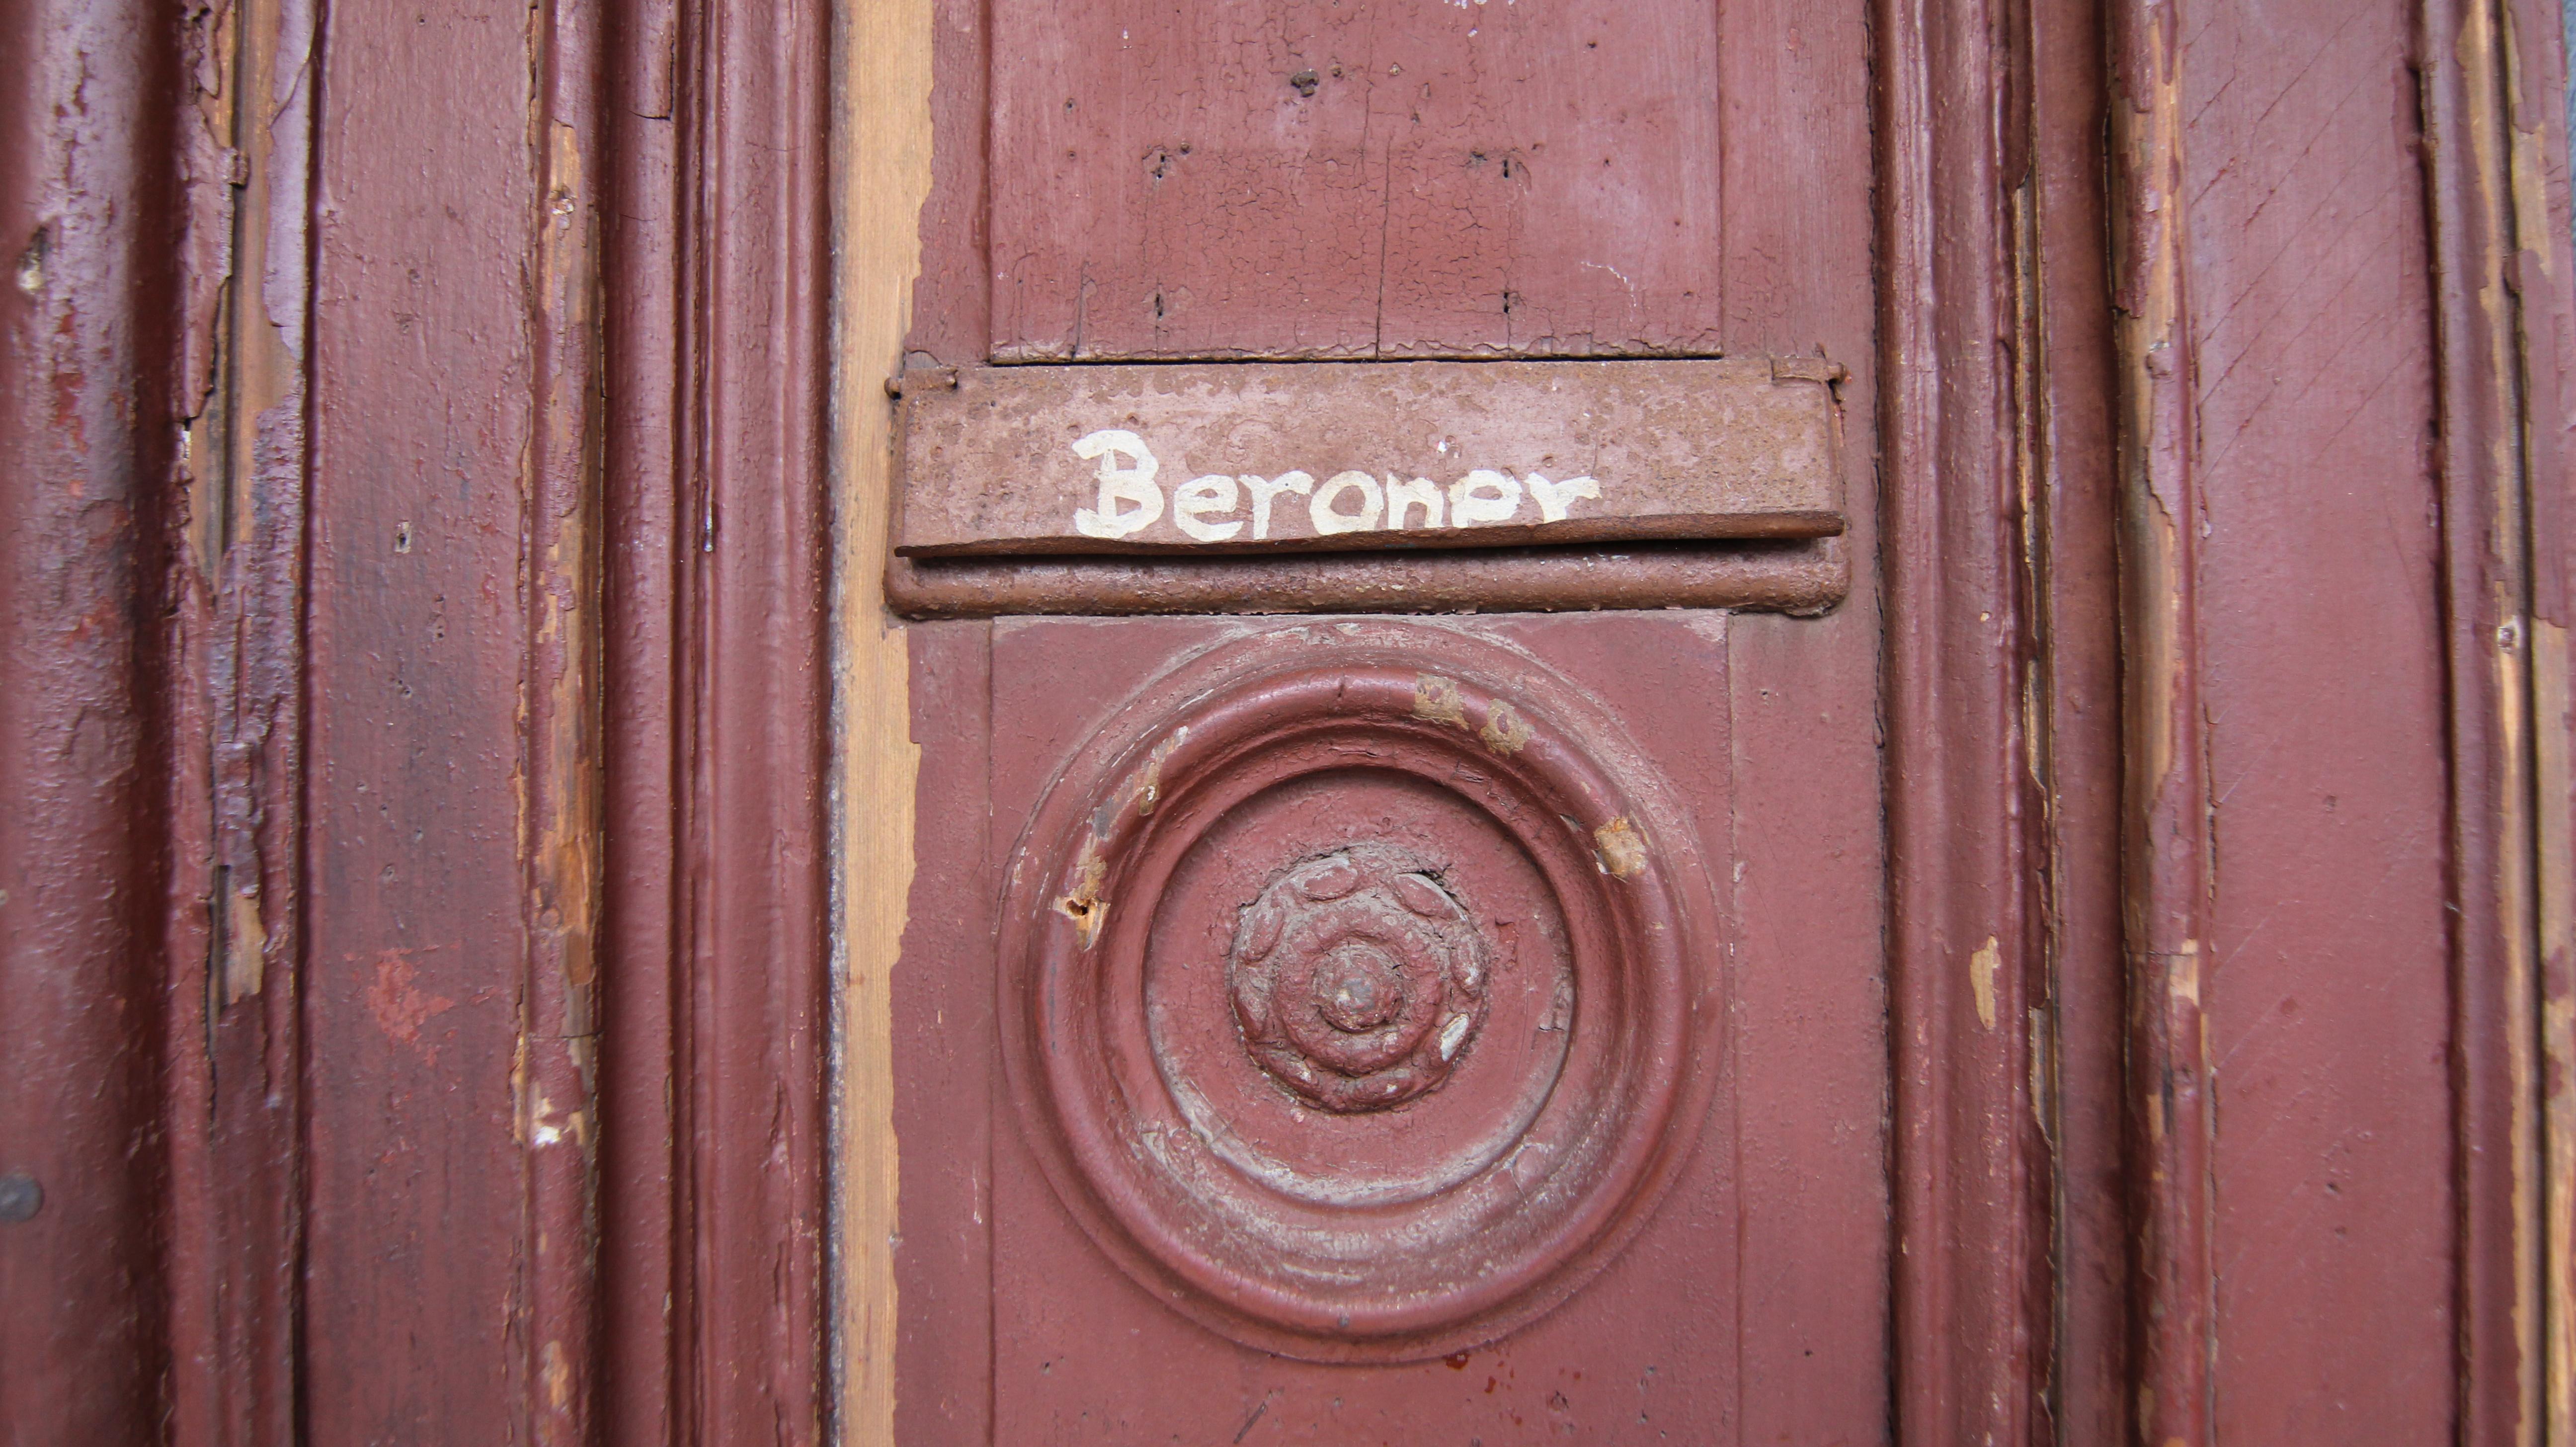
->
[2422,0,2564,1439]
[0,0,190,1441]
[2504,0,2576,1433]
[658,0,839,1436]
[2104,2,2217,1445]
[1880,0,2054,1441]
[526,0,611,1443]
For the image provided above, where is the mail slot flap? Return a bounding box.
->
[892,358,1844,558]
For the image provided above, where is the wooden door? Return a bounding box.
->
[867,0,1890,1438]
[7,0,2576,1442]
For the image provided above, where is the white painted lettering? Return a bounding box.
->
[1448,469,1522,526]
[1172,474,1244,542]
[1525,473,1601,523]
[1070,429,1163,538]
[1242,471,1313,540]
[1384,475,1445,529]
[1310,471,1383,534]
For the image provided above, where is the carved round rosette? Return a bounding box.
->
[1228,845,1490,1113]
[999,622,1724,1363]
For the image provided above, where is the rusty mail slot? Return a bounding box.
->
[892,358,1844,557]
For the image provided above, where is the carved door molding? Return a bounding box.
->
[5,0,2575,1441]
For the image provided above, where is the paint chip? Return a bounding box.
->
[1970,937,2000,1030]
[1592,817,1647,878]
[1413,674,1470,729]
[1478,702,1532,754]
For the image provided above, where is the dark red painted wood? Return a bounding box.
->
[2029,0,2130,1439]
[2184,3,2459,1440]
[985,0,1729,361]
[1711,0,1890,1439]
[597,0,689,1438]
[685,0,837,1437]
[0,0,186,1440]
[1878,0,2052,1440]
[10,0,2576,1438]
[893,0,1898,1432]
[893,621,998,1445]
[979,616,1764,1437]
[297,0,546,1435]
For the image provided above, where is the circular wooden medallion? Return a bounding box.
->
[999,623,1724,1362]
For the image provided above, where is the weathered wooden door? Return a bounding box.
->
[862,0,1893,1438]
[9,0,2576,1442]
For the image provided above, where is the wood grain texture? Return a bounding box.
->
[891,0,1890,1432]
[985,0,1726,360]
[175,0,315,1438]
[2182,2,2457,1441]
[892,359,1844,557]
[2424,0,2556,1439]
[2506,3,2576,1437]
[525,0,609,1440]
[834,0,934,1437]
[297,0,541,1433]
[2107,2,2215,1442]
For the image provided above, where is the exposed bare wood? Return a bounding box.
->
[2424,0,2548,1440]
[833,0,935,1440]
[523,0,606,1440]
[2105,1,2214,1443]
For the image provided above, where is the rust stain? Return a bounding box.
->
[1413,673,1470,729]
[1057,848,1110,948]
[1592,817,1647,880]
[1478,701,1532,755]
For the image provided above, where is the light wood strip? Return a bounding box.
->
[834,0,935,1441]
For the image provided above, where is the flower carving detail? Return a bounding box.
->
[1228,845,1490,1113]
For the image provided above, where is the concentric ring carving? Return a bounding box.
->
[1229,844,1489,1113]
[998,622,1725,1363]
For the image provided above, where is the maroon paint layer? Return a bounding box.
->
[2185,2,2458,1439]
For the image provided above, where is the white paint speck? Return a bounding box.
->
[1438,1014,1471,1060]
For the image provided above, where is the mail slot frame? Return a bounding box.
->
[892,357,1846,558]
[884,357,1851,618]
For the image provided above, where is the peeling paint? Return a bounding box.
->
[1592,817,1647,879]
[1478,701,1532,755]
[1057,849,1110,948]
[1413,673,1470,729]
[1969,937,2000,1031]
